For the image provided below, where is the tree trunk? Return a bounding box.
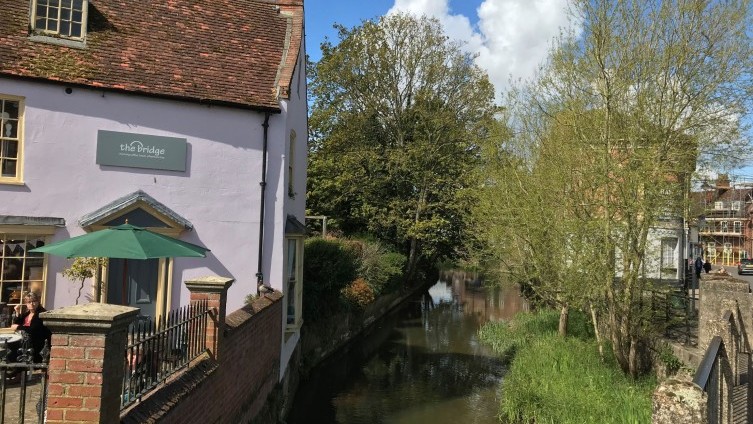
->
[628,335,638,378]
[558,303,569,337]
[590,304,604,361]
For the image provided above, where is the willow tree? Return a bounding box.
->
[307,14,497,277]
[477,0,752,376]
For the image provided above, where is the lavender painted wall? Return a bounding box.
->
[0,77,306,312]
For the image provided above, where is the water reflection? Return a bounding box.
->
[287,271,528,424]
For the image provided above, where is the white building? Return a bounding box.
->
[0,0,306,373]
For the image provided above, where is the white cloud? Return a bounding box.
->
[388,0,579,102]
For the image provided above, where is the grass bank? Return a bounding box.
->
[479,310,655,424]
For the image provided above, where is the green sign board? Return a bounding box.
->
[96,130,187,172]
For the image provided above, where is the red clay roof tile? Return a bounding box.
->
[0,0,304,111]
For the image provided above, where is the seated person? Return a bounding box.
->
[9,292,51,363]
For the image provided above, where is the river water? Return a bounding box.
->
[287,271,529,424]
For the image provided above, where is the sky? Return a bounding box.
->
[303,0,752,180]
[304,0,578,102]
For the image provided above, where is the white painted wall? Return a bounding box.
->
[0,77,306,312]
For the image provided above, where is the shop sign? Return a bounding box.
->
[96,130,187,172]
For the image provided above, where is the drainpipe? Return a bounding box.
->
[256,112,271,295]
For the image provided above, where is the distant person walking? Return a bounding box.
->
[695,257,703,278]
[704,260,712,274]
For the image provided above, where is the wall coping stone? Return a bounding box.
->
[226,292,282,333]
[702,276,750,293]
[185,276,235,293]
[41,303,139,332]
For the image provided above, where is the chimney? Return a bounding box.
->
[716,174,731,197]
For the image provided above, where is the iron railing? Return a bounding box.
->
[0,333,49,424]
[643,288,698,346]
[694,335,722,424]
[121,301,211,409]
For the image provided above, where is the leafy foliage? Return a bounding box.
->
[307,14,498,276]
[62,257,106,305]
[341,277,376,308]
[474,0,753,376]
[351,239,406,295]
[303,238,359,321]
[479,310,655,424]
[303,237,406,321]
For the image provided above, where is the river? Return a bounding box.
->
[287,271,529,424]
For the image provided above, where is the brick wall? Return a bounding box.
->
[122,292,283,424]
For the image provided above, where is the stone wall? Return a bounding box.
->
[699,275,752,352]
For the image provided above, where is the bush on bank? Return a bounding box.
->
[479,310,655,424]
[303,236,406,322]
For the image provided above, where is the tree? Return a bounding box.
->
[476,0,752,376]
[307,14,498,278]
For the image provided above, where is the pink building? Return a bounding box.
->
[0,0,306,374]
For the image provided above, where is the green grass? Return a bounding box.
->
[479,310,655,424]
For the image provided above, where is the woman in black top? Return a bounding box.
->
[10,292,51,363]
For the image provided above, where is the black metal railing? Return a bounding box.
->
[0,333,50,424]
[643,288,699,346]
[121,301,211,409]
[694,335,722,424]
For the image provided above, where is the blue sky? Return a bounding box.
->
[305,1,482,62]
[304,0,575,102]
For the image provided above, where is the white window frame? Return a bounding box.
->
[734,221,742,233]
[715,201,724,210]
[31,0,89,40]
[733,201,742,210]
[661,238,677,268]
[284,236,303,330]
[0,95,24,185]
[722,221,729,233]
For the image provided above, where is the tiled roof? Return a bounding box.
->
[0,0,304,110]
[79,190,193,230]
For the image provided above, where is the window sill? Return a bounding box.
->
[28,35,86,49]
[0,180,25,186]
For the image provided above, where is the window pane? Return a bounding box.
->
[73,0,83,10]
[48,7,58,19]
[61,8,71,20]
[35,17,46,29]
[47,21,58,32]
[37,0,50,6]
[2,121,17,139]
[72,10,82,23]
[71,23,81,37]
[287,281,295,324]
[2,258,22,281]
[5,101,18,120]
[3,141,18,158]
[60,21,70,35]
[36,5,47,19]
[287,240,296,278]
[1,159,16,177]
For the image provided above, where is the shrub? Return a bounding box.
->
[352,239,406,295]
[303,237,360,321]
[341,277,376,308]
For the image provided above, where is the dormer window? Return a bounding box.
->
[31,0,88,40]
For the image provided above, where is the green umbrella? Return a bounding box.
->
[29,224,209,305]
[29,223,209,259]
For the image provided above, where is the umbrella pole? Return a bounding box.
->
[94,261,101,303]
[122,259,128,306]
